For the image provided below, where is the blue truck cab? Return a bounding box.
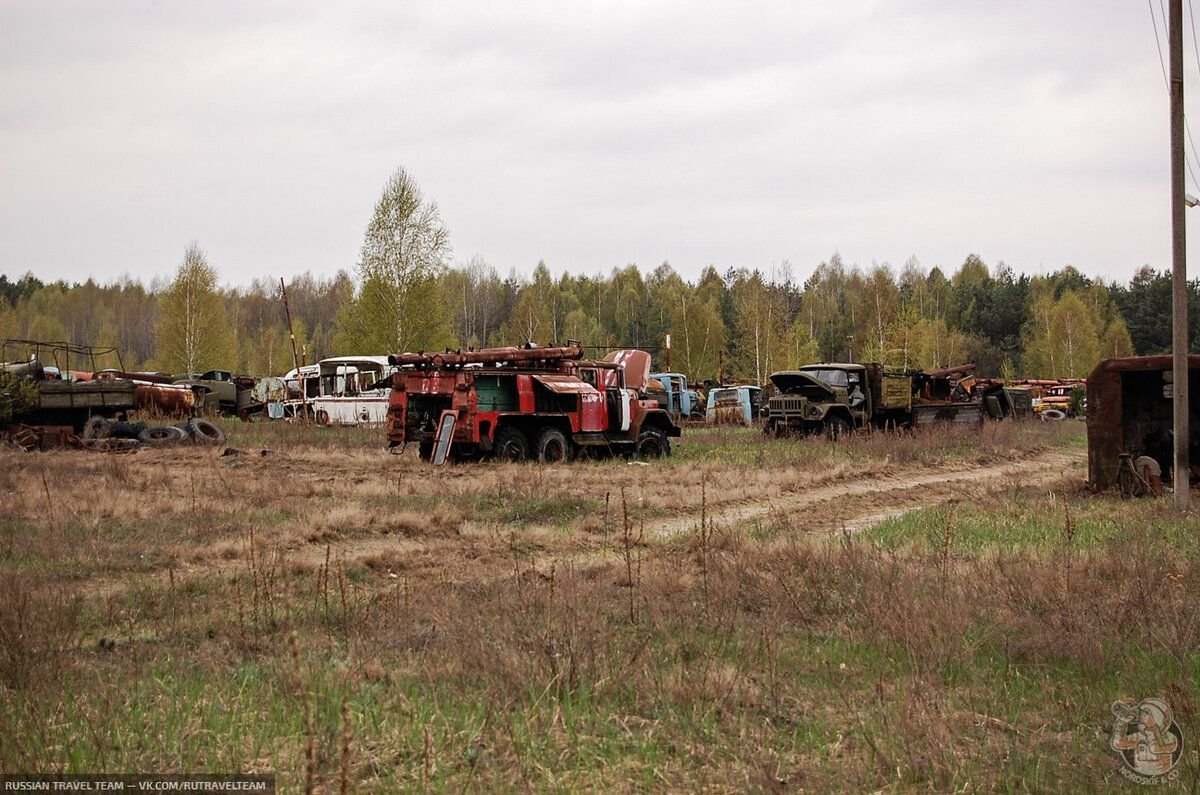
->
[647,372,705,420]
[705,385,763,425]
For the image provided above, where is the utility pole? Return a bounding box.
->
[280,277,307,421]
[1169,0,1190,510]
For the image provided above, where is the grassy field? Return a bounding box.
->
[1,418,1196,791]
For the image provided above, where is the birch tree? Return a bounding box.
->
[155,242,233,373]
[335,167,452,353]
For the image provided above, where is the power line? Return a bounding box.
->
[1160,0,1200,189]
[1184,0,1200,174]
[1150,0,1200,192]
[1152,0,1171,88]
[1187,0,1200,76]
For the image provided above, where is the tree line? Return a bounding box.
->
[2,167,1198,383]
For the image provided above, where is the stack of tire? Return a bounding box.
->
[83,417,226,450]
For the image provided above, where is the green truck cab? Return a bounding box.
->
[763,363,914,437]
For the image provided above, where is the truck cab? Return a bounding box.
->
[764,363,871,436]
[646,372,704,420]
[705,385,763,425]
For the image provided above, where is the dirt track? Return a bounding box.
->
[5,426,1088,599]
[264,445,1091,580]
[648,447,1088,539]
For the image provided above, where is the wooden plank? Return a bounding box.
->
[36,380,136,410]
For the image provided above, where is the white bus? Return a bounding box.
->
[282,356,396,426]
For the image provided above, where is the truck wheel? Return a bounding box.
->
[418,441,433,461]
[635,427,670,459]
[536,427,571,463]
[824,417,851,440]
[493,426,529,462]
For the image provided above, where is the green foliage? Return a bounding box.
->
[0,370,38,425]
[1047,291,1099,378]
[0,273,44,308]
[155,243,235,373]
[729,269,790,383]
[335,167,453,354]
[7,204,1199,380]
[1068,384,1086,416]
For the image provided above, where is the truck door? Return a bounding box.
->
[605,387,631,432]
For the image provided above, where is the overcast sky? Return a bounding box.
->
[1,1,1195,287]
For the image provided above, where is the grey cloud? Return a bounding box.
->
[0,1,1194,286]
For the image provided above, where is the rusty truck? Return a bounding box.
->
[385,343,681,462]
[762,362,982,437]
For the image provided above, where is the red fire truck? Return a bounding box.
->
[385,344,681,462]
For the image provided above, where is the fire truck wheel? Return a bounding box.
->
[536,427,571,463]
[493,426,530,462]
[635,427,670,459]
[418,442,433,461]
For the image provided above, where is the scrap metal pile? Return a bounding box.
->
[1,339,228,452]
[8,416,226,452]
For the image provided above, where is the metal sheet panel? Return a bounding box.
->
[911,403,982,428]
[533,375,598,395]
[881,376,912,410]
[602,350,651,390]
[580,391,606,432]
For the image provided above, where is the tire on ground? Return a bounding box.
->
[109,420,147,439]
[138,425,189,445]
[536,427,571,463]
[83,417,112,440]
[635,427,670,459]
[1040,409,1067,422]
[493,426,530,462]
[187,417,227,444]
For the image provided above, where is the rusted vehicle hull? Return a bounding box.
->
[134,383,198,415]
[1086,355,1200,490]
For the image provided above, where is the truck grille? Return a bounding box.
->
[770,396,807,414]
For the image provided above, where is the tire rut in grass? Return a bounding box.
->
[649,448,1088,539]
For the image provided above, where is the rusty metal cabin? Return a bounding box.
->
[1086,355,1200,490]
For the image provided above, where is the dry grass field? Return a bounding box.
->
[1,418,1198,791]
